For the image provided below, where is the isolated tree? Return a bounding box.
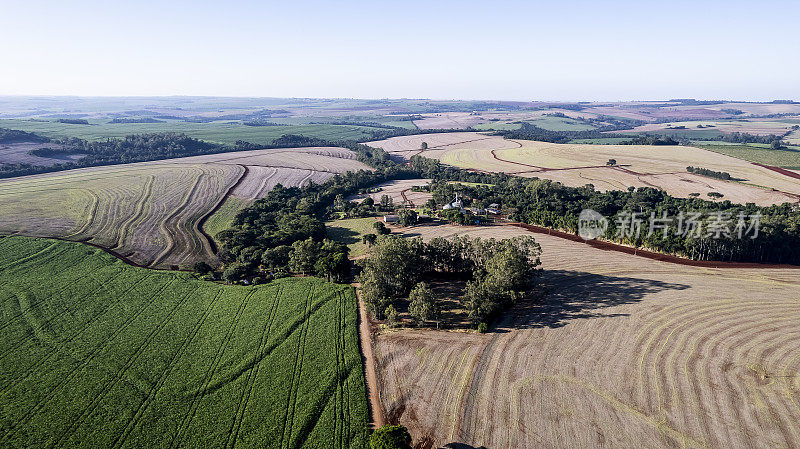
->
[606,158,617,166]
[334,194,346,212]
[385,304,400,328]
[707,191,724,199]
[373,221,391,235]
[362,233,378,247]
[379,194,393,210]
[397,209,417,227]
[420,141,428,150]
[369,425,412,449]
[408,282,438,326]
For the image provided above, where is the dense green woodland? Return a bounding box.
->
[0,236,368,448]
[358,235,542,324]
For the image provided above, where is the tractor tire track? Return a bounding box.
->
[49,281,198,447]
[196,164,248,256]
[113,175,155,250]
[152,174,205,267]
[0,270,151,391]
[0,278,177,442]
[64,189,100,240]
[226,285,283,449]
[279,284,315,449]
[110,288,225,449]
[168,289,257,449]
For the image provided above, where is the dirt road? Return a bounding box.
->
[353,283,386,428]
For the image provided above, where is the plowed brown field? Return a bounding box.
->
[376,224,800,448]
[0,147,371,268]
[368,132,800,206]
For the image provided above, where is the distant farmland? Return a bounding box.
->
[0,236,368,448]
[0,118,389,146]
[369,132,800,206]
[0,147,371,268]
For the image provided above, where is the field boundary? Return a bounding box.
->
[353,283,386,429]
[196,164,249,255]
[506,222,800,269]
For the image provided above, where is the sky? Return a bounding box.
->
[1,0,798,101]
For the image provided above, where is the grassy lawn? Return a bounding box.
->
[325,217,380,258]
[0,235,368,448]
[203,196,251,244]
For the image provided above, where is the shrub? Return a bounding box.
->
[369,425,412,449]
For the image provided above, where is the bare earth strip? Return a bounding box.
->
[376,223,800,448]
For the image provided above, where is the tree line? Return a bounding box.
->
[410,155,800,265]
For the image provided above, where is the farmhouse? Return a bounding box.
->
[442,193,464,211]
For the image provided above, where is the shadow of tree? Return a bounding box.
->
[498,269,691,330]
[440,444,488,449]
[325,225,360,245]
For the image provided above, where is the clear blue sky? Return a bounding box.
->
[1,0,797,101]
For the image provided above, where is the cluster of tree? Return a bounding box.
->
[0,132,232,178]
[56,118,90,125]
[409,155,800,265]
[494,119,643,144]
[713,132,785,144]
[687,166,732,180]
[620,135,679,146]
[359,234,541,325]
[220,237,350,283]
[217,141,415,281]
[0,129,398,178]
[241,120,281,126]
[108,117,164,124]
[0,128,49,144]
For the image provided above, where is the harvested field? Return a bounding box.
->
[0,162,241,268]
[618,119,798,136]
[412,111,603,130]
[374,132,800,206]
[0,142,85,167]
[0,236,368,448]
[376,223,800,448]
[0,147,371,267]
[347,179,432,208]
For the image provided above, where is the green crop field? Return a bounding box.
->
[0,236,368,449]
[698,143,800,168]
[0,119,387,146]
[202,197,251,244]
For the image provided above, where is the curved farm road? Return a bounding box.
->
[353,283,387,429]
